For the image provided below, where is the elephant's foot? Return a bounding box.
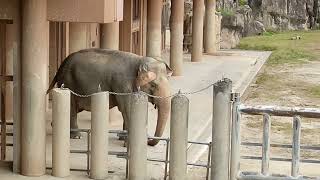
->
[119,136,126,141]
[123,140,128,147]
[70,131,82,139]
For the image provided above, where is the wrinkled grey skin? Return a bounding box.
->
[47,49,172,146]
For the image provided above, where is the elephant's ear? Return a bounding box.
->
[152,56,173,77]
[136,63,157,87]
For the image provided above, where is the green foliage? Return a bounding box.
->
[236,30,320,66]
[239,0,248,6]
[220,8,235,17]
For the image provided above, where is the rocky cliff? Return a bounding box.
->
[220,0,320,49]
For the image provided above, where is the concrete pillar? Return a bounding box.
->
[69,23,88,54]
[191,0,205,62]
[90,92,109,179]
[169,94,189,180]
[100,22,119,50]
[21,0,48,176]
[204,0,217,54]
[211,78,232,180]
[100,22,120,127]
[129,93,148,180]
[170,0,185,76]
[52,89,70,177]
[5,0,22,173]
[147,0,162,58]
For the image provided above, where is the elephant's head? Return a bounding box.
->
[136,57,172,146]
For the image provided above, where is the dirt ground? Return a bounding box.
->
[189,52,320,179]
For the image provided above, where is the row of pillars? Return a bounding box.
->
[18,1,120,176]
[171,0,218,76]
[50,89,189,179]
[50,78,232,179]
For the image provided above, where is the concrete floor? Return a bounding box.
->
[0,50,271,180]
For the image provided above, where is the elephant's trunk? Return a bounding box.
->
[148,78,171,146]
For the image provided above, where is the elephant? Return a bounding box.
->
[47,48,172,146]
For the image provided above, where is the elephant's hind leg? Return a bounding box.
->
[70,95,82,139]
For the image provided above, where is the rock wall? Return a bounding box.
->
[250,0,319,30]
[220,0,320,49]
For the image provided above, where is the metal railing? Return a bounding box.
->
[231,93,320,180]
[59,129,212,180]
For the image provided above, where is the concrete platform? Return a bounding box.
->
[0,50,271,180]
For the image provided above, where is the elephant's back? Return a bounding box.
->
[58,48,140,95]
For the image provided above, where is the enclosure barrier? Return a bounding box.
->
[211,78,232,180]
[169,94,189,180]
[128,93,148,180]
[231,103,320,180]
[52,89,70,177]
[90,92,109,179]
[49,86,215,179]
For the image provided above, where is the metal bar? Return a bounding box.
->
[188,141,211,145]
[0,143,13,146]
[0,76,13,82]
[239,105,320,118]
[46,167,115,173]
[0,122,13,125]
[238,172,302,180]
[241,156,320,164]
[87,131,90,175]
[262,114,271,175]
[164,140,169,180]
[148,158,168,163]
[231,93,241,180]
[0,132,13,136]
[187,163,209,168]
[206,142,212,180]
[292,116,301,177]
[70,128,90,133]
[241,142,320,151]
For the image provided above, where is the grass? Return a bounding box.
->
[237,30,320,66]
[308,85,320,98]
[245,119,292,134]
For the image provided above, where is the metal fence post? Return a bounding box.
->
[52,88,70,177]
[169,94,189,180]
[292,116,301,177]
[211,78,232,180]
[90,92,109,179]
[261,114,271,175]
[129,92,148,180]
[230,93,241,180]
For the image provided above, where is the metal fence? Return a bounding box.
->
[50,85,215,179]
[231,93,320,180]
[42,78,320,179]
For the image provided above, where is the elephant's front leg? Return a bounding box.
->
[116,96,131,146]
[70,96,82,139]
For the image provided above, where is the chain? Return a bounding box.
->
[59,83,214,99]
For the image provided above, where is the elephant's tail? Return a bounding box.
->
[46,53,73,94]
[46,74,57,94]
